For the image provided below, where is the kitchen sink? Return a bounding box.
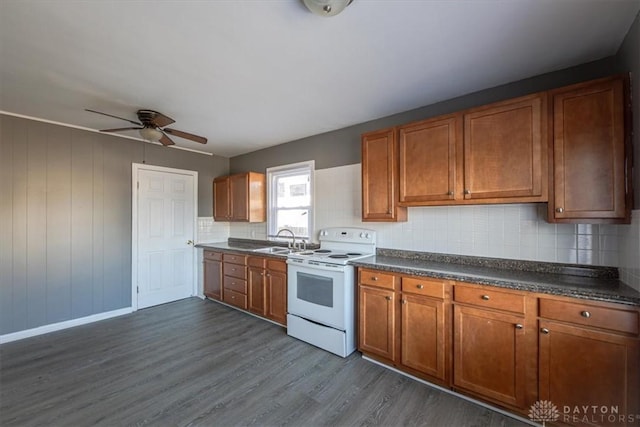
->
[252,246,295,254]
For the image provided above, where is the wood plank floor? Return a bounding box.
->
[1,298,532,426]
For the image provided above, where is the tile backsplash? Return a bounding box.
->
[227,164,639,290]
[197,217,230,243]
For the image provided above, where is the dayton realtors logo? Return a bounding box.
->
[529,400,639,425]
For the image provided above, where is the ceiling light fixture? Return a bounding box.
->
[139,127,163,142]
[302,0,353,17]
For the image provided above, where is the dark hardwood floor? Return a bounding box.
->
[1,298,532,426]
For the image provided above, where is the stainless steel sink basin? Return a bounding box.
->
[252,246,293,254]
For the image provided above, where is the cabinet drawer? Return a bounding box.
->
[223,253,247,265]
[204,250,222,261]
[224,276,247,294]
[248,256,266,268]
[539,298,639,335]
[223,263,247,280]
[267,259,286,272]
[223,288,248,310]
[359,269,398,290]
[454,285,525,314]
[402,276,445,299]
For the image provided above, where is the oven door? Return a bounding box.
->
[287,262,348,330]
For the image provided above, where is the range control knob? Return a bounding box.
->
[359,232,365,238]
[365,233,371,239]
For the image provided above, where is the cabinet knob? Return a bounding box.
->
[540,328,550,334]
[556,207,564,213]
[416,284,424,289]
[447,191,454,196]
[515,324,523,329]
[463,189,471,195]
[385,296,392,301]
[402,299,407,304]
[371,276,378,281]
[580,311,591,318]
[481,295,490,301]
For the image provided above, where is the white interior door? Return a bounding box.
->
[133,165,197,309]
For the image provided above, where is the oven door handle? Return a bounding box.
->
[286,260,345,272]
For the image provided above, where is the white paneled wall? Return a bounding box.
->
[228,164,640,288]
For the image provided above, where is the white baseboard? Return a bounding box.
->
[0,307,134,344]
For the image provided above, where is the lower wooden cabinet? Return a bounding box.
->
[357,267,639,426]
[203,250,223,300]
[247,256,287,326]
[538,298,640,425]
[358,269,450,385]
[359,284,398,362]
[265,263,287,325]
[453,304,527,409]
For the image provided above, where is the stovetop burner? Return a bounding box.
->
[328,254,349,259]
[347,252,362,256]
[314,249,331,253]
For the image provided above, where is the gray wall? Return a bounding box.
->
[616,10,640,209]
[230,57,621,173]
[0,115,229,335]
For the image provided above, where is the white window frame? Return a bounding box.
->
[266,160,315,243]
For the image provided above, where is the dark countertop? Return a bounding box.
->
[351,254,640,307]
[196,240,640,307]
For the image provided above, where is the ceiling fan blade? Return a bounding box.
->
[85,109,142,126]
[150,111,175,128]
[159,133,176,146]
[100,127,144,132]
[163,128,208,144]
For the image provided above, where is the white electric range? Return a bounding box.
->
[286,227,376,357]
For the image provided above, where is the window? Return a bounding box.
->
[267,161,314,242]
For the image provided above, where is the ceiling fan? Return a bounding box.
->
[85,109,207,146]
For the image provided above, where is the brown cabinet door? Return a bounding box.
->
[230,173,249,221]
[213,177,230,220]
[463,93,546,201]
[401,294,447,382]
[248,266,266,316]
[398,114,462,204]
[453,305,526,409]
[539,320,640,421]
[358,285,397,361]
[266,270,287,325]
[203,259,222,300]
[550,76,629,222]
[361,128,407,222]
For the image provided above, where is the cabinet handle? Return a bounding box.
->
[371,276,378,281]
[556,207,564,213]
[481,295,490,300]
[515,324,523,329]
[416,284,424,289]
[385,296,392,301]
[581,311,591,318]
[540,328,549,334]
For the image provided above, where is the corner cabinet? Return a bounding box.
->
[361,128,407,222]
[213,172,266,222]
[549,75,632,223]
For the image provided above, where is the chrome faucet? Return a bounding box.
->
[275,228,296,249]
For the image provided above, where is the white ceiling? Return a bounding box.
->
[1,0,639,158]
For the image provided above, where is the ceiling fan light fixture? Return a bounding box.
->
[139,127,163,142]
[302,0,353,17]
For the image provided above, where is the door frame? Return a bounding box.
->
[131,163,199,311]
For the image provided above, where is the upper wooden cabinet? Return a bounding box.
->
[213,172,266,222]
[549,75,632,223]
[463,93,547,202]
[398,114,462,204]
[362,128,407,221]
